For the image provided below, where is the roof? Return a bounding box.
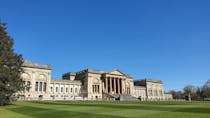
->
[22,61,52,70]
[75,68,132,78]
[76,68,105,74]
[62,72,76,76]
[134,78,163,84]
[51,79,81,84]
[144,78,163,83]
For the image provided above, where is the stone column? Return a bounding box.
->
[117,79,120,94]
[30,72,34,93]
[95,85,97,93]
[110,77,112,94]
[102,81,104,93]
[73,85,75,95]
[64,84,66,94]
[60,83,62,94]
[92,85,93,93]
[41,82,43,92]
[113,78,116,94]
[42,82,45,92]
[37,82,39,92]
[120,79,122,94]
[105,78,108,93]
[97,85,98,93]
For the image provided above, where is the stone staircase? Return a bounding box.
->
[102,92,115,100]
[111,94,138,101]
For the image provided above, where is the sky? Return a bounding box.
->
[0,0,210,91]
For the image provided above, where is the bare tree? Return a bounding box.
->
[183,85,197,101]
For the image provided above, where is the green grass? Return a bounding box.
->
[1,101,210,118]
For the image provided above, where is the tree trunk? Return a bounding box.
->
[188,93,191,101]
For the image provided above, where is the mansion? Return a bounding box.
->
[18,61,172,101]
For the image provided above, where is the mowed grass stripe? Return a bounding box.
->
[0,101,210,118]
[30,101,210,113]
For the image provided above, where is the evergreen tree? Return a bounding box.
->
[0,20,24,105]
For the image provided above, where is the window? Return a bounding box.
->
[35,82,38,91]
[92,85,95,93]
[66,88,68,93]
[61,87,63,92]
[97,85,99,93]
[39,82,42,91]
[22,81,26,92]
[159,90,163,96]
[92,85,99,93]
[149,89,153,96]
[26,81,30,92]
[154,90,158,96]
[56,87,58,92]
[71,88,73,93]
[51,87,53,92]
[75,88,77,93]
[43,82,47,92]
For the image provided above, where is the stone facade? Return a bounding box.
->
[18,61,173,101]
[164,93,173,101]
[134,79,166,101]
[49,79,81,100]
[18,61,81,100]
[133,86,146,101]
[63,69,134,100]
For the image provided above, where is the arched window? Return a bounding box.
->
[149,89,153,96]
[26,81,30,92]
[51,87,53,92]
[61,87,63,92]
[39,82,42,91]
[75,88,77,93]
[43,82,47,92]
[71,88,73,93]
[66,88,68,93]
[35,82,38,91]
[56,87,58,92]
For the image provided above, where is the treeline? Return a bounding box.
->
[170,79,210,101]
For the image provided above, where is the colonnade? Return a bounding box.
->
[92,85,100,93]
[104,77,123,94]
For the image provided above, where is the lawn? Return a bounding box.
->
[0,101,210,118]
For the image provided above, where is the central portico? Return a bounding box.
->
[63,69,134,100]
[102,70,133,95]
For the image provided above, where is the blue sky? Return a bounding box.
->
[0,0,210,91]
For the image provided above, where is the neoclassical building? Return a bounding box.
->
[63,69,134,100]
[18,61,172,101]
[18,61,81,100]
[134,79,165,101]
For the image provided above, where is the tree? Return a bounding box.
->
[0,20,24,105]
[196,87,203,100]
[170,90,184,99]
[183,85,197,101]
[201,79,210,100]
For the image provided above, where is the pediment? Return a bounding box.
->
[109,70,126,76]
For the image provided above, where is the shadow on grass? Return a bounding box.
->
[31,101,210,115]
[6,105,126,118]
[175,107,210,114]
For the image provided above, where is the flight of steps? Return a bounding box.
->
[111,94,138,101]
